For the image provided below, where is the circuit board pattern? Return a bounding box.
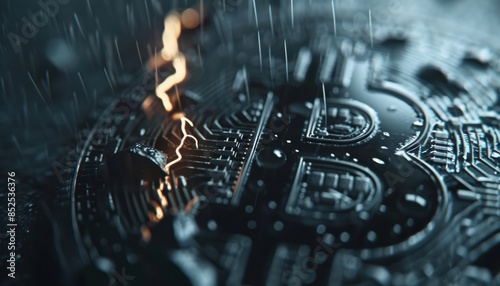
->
[38,2,500,286]
[58,9,500,285]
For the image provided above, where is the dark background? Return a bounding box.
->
[0,0,499,284]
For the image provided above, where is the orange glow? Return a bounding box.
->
[156,13,185,112]
[185,196,200,213]
[181,8,200,29]
[161,13,182,61]
[149,201,164,222]
[155,204,164,220]
[141,226,151,242]
[156,54,186,111]
[157,188,168,207]
[171,112,186,120]
[154,9,201,214]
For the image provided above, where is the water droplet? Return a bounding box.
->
[340,232,350,242]
[316,225,326,234]
[268,201,277,209]
[247,220,257,229]
[367,231,377,242]
[273,221,284,231]
[257,148,287,168]
[388,105,397,112]
[245,205,254,213]
[359,211,370,220]
[372,158,385,165]
[379,205,387,213]
[207,220,217,231]
[407,218,415,227]
[381,146,388,150]
[383,132,390,137]
[393,224,402,234]
[45,39,78,71]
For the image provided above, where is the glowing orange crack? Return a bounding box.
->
[155,13,185,112]
[155,11,200,171]
[165,116,199,172]
[156,53,186,111]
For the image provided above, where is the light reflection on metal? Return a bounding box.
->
[181,8,200,29]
